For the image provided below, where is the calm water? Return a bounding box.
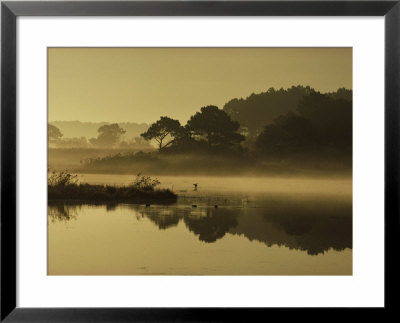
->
[48,175,352,275]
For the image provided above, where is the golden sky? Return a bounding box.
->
[48,47,352,124]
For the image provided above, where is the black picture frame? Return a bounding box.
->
[1,0,399,321]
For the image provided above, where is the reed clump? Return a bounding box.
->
[48,170,177,204]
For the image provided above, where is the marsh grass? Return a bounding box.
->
[48,170,177,204]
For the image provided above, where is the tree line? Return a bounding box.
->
[223,85,351,138]
[140,86,352,157]
[49,86,352,159]
[48,123,151,150]
[140,105,245,154]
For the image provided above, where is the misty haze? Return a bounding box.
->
[48,47,352,275]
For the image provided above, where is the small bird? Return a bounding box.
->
[193,183,198,191]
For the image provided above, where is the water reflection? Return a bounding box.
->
[183,208,238,243]
[262,207,352,255]
[137,206,239,242]
[138,207,181,230]
[48,203,80,222]
[49,197,352,255]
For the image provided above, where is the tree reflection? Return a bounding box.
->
[229,199,352,255]
[126,205,239,242]
[268,212,352,255]
[48,203,80,222]
[49,199,352,255]
[183,208,238,243]
[136,207,182,230]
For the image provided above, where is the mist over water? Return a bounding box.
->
[48,175,352,275]
[77,174,352,197]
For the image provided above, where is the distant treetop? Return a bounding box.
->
[223,86,352,137]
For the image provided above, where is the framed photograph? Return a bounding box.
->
[1,0,399,320]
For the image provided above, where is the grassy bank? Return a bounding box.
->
[48,147,155,170]
[77,151,352,177]
[48,171,177,204]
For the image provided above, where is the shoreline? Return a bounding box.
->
[48,183,178,205]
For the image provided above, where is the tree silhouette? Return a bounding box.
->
[256,113,318,155]
[327,87,352,101]
[90,123,126,148]
[48,124,63,141]
[186,105,245,149]
[223,86,315,137]
[256,91,352,156]
[141,116,183,151]
[297,92,352,149]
